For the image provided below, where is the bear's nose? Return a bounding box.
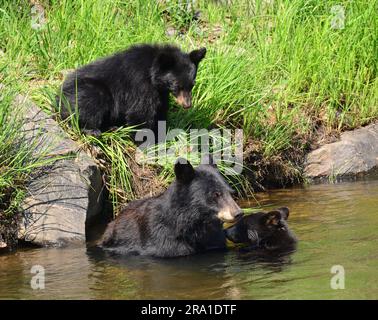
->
[183,100,192,109]
[181,95,192,109]
[234,211,244,221]
[175,91,192,109]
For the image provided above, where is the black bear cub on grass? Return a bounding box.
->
[56,44,206,139]
[99,158,243,258]
[225,207,297,251]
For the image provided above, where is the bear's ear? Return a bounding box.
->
[261,211,281,226]
[174,158,195,184]
[277,207,289,220]
[155,52,176,72]
[189,48,206,65]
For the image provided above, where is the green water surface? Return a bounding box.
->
[1,180,377,299]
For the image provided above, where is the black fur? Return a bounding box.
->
[99,158,243,258]
[56,44,206,139]
[225,207,297,250]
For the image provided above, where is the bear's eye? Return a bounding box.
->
[214,192,221,198]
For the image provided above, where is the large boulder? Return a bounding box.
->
[14,94,105,246]
[304,123,378,181]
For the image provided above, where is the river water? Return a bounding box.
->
[1,179,377,299]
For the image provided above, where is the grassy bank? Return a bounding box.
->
[1,0,377,214]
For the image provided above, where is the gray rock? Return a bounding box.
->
[304,123,378,181]
[13,94,105,246]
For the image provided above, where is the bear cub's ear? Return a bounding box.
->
[174,158,195,184]
[277,207,290,220]
[189,48,207,65]
[261,211,281,226]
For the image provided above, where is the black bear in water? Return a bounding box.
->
[56,44,206,140]
[99,158,243,258]
[224,207,297,250]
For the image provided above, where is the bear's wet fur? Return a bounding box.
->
[225,207,297,251]
[99,158,243,258]
[56,44,206,140]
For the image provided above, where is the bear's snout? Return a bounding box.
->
[217,205,244,223]
[174,91,192,109]
[216,193,243,223]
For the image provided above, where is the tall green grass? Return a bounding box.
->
[1,0,377,212]
[0,82,58,224]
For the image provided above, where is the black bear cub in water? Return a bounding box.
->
[56,44,206,139]
[225,207,297,251]
[99,158,243,258]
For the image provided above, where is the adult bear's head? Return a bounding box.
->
[151,46,206,109]
[172,157,243,225]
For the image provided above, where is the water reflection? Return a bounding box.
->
[87,248,282,299]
